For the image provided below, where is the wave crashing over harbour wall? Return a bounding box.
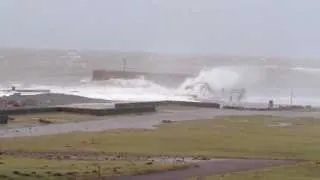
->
[2,65,320,106]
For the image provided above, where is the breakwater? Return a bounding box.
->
[92,70,193,87]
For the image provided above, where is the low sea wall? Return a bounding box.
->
[163,101,221,108]
[115,102,157,109]
[0,107,58,115]
[223,105,312,111]
[2,101,308,116]
[115,101,221,109]
[0,103,156,116]
[56,105,156,116]
[0,114,9,124]
[0,100,221,116]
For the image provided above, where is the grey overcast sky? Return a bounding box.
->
[0,0,319,58]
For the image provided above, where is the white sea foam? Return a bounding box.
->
[179,67,240,91]
[24,78,190,102]
[1,66,320,106]
[291,67,320,73]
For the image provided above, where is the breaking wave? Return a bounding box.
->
[179,67,240,91]
[2,65,320,106]
[175,67,243,100]
[57,67,248,102]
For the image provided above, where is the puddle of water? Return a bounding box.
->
[267,122,292,127]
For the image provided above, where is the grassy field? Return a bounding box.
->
[1,115,320,161]
[199,162,320,180]
[0,112,106,128]
[0,156,187,180]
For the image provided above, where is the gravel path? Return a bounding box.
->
[1,150,297,180]
[1,107,310,179]
[106,159,296,180]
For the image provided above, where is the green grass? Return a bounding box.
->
[2,115,320,160]
[0,156,187,180]
[12,112,106,122]
[0,112,106,129]
[199,162,320,180]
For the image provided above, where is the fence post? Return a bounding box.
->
[122,58,127,72]
[290,88,293,105]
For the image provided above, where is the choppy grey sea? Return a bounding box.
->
[0,48,320,105]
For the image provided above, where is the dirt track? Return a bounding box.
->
[1,150,296,180]
[0,106,315,179]
[106,159,296,180]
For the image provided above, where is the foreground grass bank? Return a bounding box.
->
[199,162,320,180]
[0,156,187,180]
[0,112,106,129]
[2,115,320,161]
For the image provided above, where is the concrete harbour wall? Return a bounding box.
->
[0,114,8,124]
[92,70,192,87]
[0,103,156,116]
[56,105,156,116]
[115,101,221,109]
[0,100,222,116]
[0,107,58,115]
[223,105,312,111]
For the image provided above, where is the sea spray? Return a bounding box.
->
[2,65,320,106]
[178,67,240,90]
[0,67,248,101]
